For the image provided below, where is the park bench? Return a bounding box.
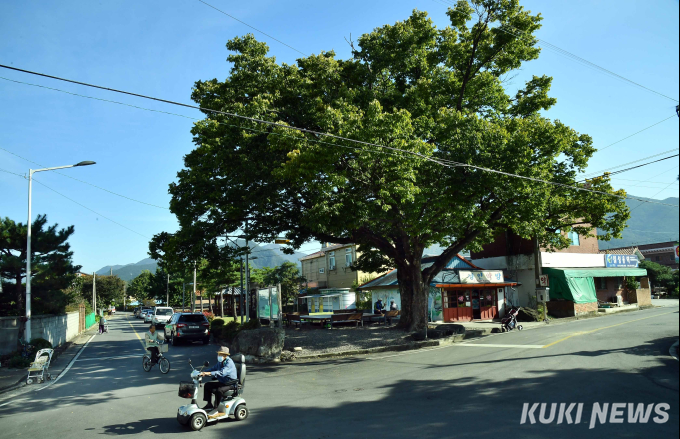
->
[286,313,303,328]
[330,312,363,329]
[333,309,355,314]
[384,310,400,325]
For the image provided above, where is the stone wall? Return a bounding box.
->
[546,300,598,318]
[629,288,652,307]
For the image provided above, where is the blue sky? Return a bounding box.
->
[0,0,678,274]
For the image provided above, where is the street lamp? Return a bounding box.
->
[25,160,96,342]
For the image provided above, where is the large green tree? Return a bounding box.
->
[80,274,126,309]
[0,215,81,316]
[258,262,305,305]
[164,2,629,330]
[128,270,153,305]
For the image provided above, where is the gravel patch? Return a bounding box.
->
[283,325,416,356]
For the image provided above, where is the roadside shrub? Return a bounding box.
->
[211,318,226,332]
[30,338,53,351]
[240,318,261,331]
[203,311,215,323]
[221,321,241,342]
[7,355,31,368]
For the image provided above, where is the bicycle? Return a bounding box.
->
[142,340,171,374]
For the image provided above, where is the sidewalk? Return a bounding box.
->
[0,323,100,395]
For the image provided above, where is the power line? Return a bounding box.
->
[629,178,679,213]
[195,0,306,56]
[430,0,679,103]
[2,67,677,209]
[580,150,679,179]
[0,144,169,210]
[2,171,151,239]
[596,115,677,153]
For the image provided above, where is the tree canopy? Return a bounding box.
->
[79,274,126,309]
[0,215,81,315]
[162,1,629,330]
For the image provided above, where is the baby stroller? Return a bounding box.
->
[27,348,54,384]
[501,306,523,332]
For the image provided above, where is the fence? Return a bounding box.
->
[85,313,96,329]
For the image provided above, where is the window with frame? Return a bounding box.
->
[345,251,352,266]
[328,252,336,270]
[596,277,607,290]
[655,255,660,262]
[568,231,580,246]
[319,267,325,274]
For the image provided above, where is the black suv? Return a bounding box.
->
[164,313,210,345]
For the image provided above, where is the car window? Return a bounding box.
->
[155,308,173,316]
[179,315,208,323]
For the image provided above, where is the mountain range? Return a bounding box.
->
[598,195,679,250]
[95,242,309,281]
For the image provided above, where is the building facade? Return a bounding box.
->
[470,230,650,316]
[299,243,377,290]
[605,241,678,270]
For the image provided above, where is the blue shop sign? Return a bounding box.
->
[605,254,639,268]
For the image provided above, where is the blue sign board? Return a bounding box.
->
[604,254,639,268]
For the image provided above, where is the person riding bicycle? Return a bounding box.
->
[199,346,238,418]
[145,324,161,364]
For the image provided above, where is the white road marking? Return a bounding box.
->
[457,343,545,349]
[75,354,138,362]
[35,334,96,391]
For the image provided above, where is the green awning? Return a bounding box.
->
[542,267,648,304]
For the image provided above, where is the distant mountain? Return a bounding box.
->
[96,258,158,281]
[95,243,309,282]
[598,195,679,250]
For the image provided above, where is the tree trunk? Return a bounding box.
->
[396,256,428,331]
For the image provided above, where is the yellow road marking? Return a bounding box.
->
[542,311,674,348]
[127,314,146,350]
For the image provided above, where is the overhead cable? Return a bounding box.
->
[2,171,151,239]
[1,67,677,209]
[0,144,169,210]
[433,0,678,103]
[580,150,679,179]
[596,115,676,153]
[195,0,306,56]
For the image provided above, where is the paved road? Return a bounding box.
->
[0,306,677,438]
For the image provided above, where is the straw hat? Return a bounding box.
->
[217,346,230,356]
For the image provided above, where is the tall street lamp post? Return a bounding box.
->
[25,160,96,342]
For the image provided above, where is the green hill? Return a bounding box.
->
[598,195,679,249]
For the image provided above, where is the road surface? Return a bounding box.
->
[0,305,677,438]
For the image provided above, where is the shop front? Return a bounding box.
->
[441,287,503,322]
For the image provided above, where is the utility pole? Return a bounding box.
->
[277,283,283,328]
[192,262,197,313]
[166,273,169,307]
[93,272,97,316]
[123,283,126,311]
[182,283,185,312]
[240,258,244,324]
[245,221,250,322]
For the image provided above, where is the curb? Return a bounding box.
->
[0,328,99,396]
[670,340,679,362]
[295,339,442,360]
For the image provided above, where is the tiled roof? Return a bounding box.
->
[357,254,480,289]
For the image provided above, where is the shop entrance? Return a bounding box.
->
[442,288,499,322]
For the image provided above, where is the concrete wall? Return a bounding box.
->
[0,312,86,356]
[0,316,21,356]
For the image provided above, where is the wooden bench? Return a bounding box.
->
[333,309,355,314]
[286,313,302,328]
[384,310,400,325]
[330,312,363,329]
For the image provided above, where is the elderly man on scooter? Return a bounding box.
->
[199,346,238,417]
